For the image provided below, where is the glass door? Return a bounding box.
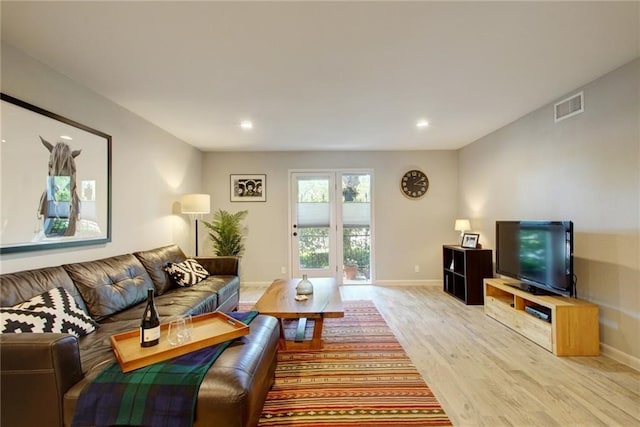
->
[291,170,373,284]
[341,173,372,284]
[291,172,337,279]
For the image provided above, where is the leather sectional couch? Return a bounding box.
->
[0,244,279,427]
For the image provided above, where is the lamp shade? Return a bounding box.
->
[454,219,471,232]
[181,194,211,214]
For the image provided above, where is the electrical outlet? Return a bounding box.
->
[414,264,420,273]
[281,266,287,274]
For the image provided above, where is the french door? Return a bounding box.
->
[290,170,372,284]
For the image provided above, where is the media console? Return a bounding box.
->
[484,278,599,356]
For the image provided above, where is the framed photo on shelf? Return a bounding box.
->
[230,174,266,202]
[461,233,480,249]
[0,93,112,254]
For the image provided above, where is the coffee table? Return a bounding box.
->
[254,277,344,351]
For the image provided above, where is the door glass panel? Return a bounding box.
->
[295,175,332,274]
[298,228,329,269]
[341,173,371,284]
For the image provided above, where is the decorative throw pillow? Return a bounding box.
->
[0,287,98,338]
[164,258,209,287]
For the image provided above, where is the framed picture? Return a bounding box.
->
[230,174,266,202]
[461,233,480,249]
[0,93,112,254]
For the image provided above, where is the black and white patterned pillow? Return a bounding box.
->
[0,287,98,338]
[164,258,209,287]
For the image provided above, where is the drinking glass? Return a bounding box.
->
[167,318,186,345]
[182,314,193,341]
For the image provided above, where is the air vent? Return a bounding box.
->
[554,91,584,122]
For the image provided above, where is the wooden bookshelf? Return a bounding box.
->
[442,245,493,305]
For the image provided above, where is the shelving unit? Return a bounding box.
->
[484,278,599,356]
[442,245,493,305]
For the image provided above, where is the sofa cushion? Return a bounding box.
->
[63,254,154,321]
[0,287,97,338]
[77,319,141,374]
[134,245,187,295]
[102,284,220,323]
[164,258,209,287]
[0,266,89,314]
[201,276,239,309]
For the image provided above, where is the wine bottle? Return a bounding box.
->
[140,288,160,347]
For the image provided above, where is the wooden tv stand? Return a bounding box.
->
[484,278,599,356]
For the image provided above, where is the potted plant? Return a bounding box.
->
[342,185,358,202]
[201,209,248,256]
[343,258,359,280]
[342,176,360,202]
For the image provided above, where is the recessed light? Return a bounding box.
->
[240,120,253,130]
[416,119,429,129]
[60,135,73,140]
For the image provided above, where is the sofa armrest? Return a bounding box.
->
[1,333,83,427]
[195,256,240,276]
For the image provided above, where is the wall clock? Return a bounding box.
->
[400,169,429,199]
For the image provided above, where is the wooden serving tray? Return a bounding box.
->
[110,311,249,372]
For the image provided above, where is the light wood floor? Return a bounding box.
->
[241,283,640,427]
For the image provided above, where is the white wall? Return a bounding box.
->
[0,43,204,273]
[201,150,459,283]
[458,58,640,365]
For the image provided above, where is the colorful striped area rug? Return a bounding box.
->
[240,300,452,427]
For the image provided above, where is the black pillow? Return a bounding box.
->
[164,258,209,287]
[0,287,98,337]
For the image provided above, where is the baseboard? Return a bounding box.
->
[240,281,272,288]
[242,280,442,287]
[600,343,640,372]
[375,279,441,287]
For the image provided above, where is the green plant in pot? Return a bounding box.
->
[343,258,359,280]
[201,209,248,256]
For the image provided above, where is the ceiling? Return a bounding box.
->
[2,1,638,152]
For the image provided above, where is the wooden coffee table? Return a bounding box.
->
[254,277,344,351]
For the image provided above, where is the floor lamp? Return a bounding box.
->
[181,194,211,256]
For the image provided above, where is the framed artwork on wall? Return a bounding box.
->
[461,233,480,249]
[230,174,266,202]
[0,93,112,254]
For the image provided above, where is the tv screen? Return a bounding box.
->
[496,221,574,296]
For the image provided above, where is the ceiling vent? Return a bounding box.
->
[554,91,584,122]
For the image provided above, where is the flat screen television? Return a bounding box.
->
[495,221,574,297]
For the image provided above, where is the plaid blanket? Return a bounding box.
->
[72,311,258,427]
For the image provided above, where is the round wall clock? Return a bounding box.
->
[400,169,429,199]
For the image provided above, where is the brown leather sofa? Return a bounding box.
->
[0,244,279,427]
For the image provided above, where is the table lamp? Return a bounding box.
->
[454,219,471,244]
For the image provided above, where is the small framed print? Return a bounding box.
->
[230,174,266,202]
[461,233,480,249]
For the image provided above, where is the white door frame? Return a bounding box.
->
[288,169,374,284]
[289,171,338,279]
